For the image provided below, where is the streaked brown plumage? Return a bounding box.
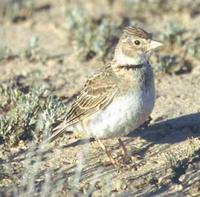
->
[47,65,119,142]
[65,65,118,125]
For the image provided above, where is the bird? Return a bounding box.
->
[46,26,162,166]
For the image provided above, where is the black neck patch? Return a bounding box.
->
[117,63,144,70]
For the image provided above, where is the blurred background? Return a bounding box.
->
[0,0,200,196]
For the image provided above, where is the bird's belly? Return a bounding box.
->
[75,88,155,138]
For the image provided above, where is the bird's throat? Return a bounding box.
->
[114,51,147,67]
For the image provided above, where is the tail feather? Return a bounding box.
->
[45,122,72,143]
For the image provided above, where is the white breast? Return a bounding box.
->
[75,84,155,139]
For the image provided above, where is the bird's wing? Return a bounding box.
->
[47,66,119,142]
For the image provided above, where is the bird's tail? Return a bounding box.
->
[45,121,73,143]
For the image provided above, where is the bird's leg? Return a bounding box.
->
[118,138,130,162]
[97,139,117,166]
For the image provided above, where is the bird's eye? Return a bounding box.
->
[134,40,140,45]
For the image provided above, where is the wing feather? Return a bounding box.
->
[46,66,119,142]
[66,76,118,125]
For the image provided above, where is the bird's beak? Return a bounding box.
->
[149,40,163,50]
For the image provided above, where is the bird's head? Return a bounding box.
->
[114,26,162,66]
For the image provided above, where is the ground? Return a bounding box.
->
[0,0,200,196]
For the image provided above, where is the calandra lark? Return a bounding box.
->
[47,26,162,165]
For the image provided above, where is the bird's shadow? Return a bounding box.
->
[62,138,95,148]
[128,112,200,144]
